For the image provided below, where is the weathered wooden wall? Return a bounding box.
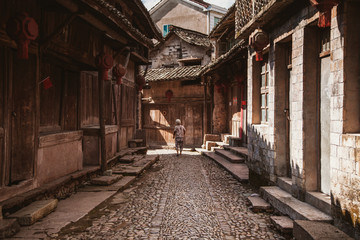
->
[142,80,204,147]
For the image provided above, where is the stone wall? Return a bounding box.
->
[150,35,211,69]
[245,2,360,237]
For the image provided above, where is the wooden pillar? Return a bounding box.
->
[99,71,107,172]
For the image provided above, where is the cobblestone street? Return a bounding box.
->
[57,149,284,240]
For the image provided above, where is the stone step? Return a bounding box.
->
[119,155,135,163]
[260,186,333,223]
[215,149,245,163]
[205,141,217,151]
[113,165,143,176]
[247,196,272,212]
[305,192,331,216]
[223,146,248,160]
[228,136,242,147]
[203,152,248,183]
[79,176,136,192]
[91,175,123,186]
[221,134,231,144]
[293,220,353,240]
[270,216,293,235]
[0,218,20,238]
[128,139,144,148]
[9,199,58,226]
[277,177,292,194]
[210,146,222,152]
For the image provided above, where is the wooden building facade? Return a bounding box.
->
[0,0,161,203]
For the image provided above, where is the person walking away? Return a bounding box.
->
[173,119,186,156]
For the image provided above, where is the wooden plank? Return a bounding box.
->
[63,70,79,130]
[10,52,36,183]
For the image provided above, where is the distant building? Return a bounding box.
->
[142,26,212,147]
[150,0,227,35]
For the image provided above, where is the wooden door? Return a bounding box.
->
[10,52,36,184]
[143,102,203,147]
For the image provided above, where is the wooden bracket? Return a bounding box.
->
[40,11,82,49]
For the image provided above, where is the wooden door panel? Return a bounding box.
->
[63,71,79,130]
[10,53,36,183]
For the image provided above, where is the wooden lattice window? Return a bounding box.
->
[260,55,269,123]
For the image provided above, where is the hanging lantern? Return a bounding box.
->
[6,12,39,59]
[310,0,340,27]
[136,74,146,91]
[113,64,126,85]
[96,53,113,81]
[249,29,268,61]
[165,89,173,102]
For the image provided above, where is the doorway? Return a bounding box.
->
[318,28,331,194]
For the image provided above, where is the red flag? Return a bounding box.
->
[42,76,53,90]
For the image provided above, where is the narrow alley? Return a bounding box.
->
[55,150,282,240]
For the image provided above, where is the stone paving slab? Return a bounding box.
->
[91,175,122,186]
[293,220,353,240]
[215,149,245,163]
[8,191,116,239]
[270,216,293,234]
[112,165,143,176]
[79,176,136,192]
[261,186,333,222]
[203,151,249,183]
[119,155,135,163]
[9,199,58,226]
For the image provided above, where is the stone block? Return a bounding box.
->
[91,175,122,186]
[9,199,58,226]
[203,134,221,142]
[119,155,135,163]
[270,216,293,234]
[206,141,217,151]
[293,220,353,240]
[0,219,20,238]
[248,196,272,213]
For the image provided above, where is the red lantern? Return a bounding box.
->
[6,12,38,59]
[136,74,145,91]
[310,0,340,27]
[96,53,113,81]
[249,29,268,61]
[113,64,126,85]
[165,90,173,102]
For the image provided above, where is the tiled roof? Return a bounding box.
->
[143,66,204,82]
[88,0,161,46]
[167,26,211,48]
[201,40,246,75]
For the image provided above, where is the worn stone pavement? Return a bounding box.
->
[55,149,285,240]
